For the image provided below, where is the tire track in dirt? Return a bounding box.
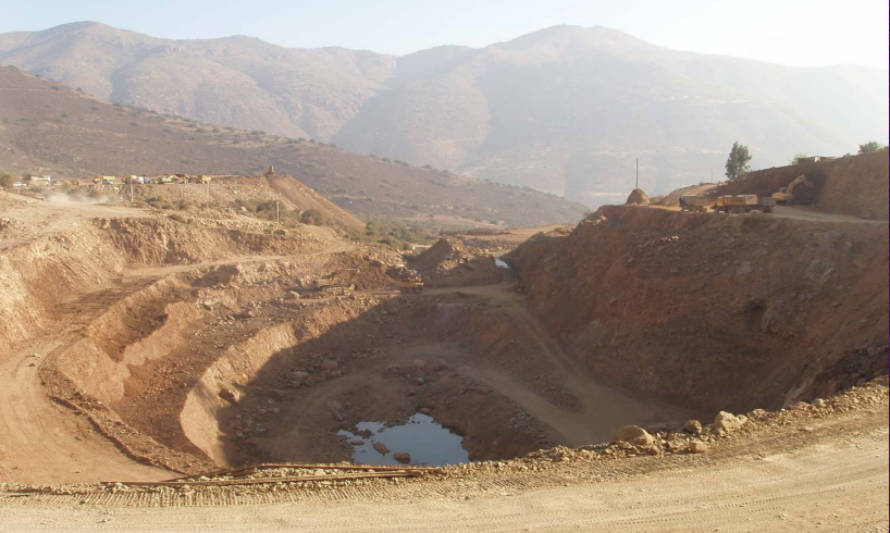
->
[1,415,885,531]
[0,333,170,483]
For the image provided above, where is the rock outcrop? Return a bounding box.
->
[611,425,654,446]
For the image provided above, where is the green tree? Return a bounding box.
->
[0,173,14,189]
[725,142,752,182]
[858,141,884,154]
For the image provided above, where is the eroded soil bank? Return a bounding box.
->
[510,206,889,412]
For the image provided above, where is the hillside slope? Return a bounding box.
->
[0,66,585,226]
[0,22,394,141]
[336,26,888,202]
[2,22,886,205]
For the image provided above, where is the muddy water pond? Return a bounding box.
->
[338,413,469,466]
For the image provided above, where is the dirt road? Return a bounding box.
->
[2,417,885,531]
[0,333,168,483]
[0,193,152,251]
[770,205,887,224]
[651,203,887,225]
[0,276,181,483]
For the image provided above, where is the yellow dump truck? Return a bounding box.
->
[713,195,775,214]
[679,196,712,212]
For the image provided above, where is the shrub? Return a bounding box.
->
[300,209,328,226]
[725,142,752,181]
[858,141,885,154]
[0,173,14,189]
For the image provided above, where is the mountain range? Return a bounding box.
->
[1,22,887,205]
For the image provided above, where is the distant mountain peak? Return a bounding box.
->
[49,20,105,30]
[26,20,154,47]
[496,24,654,52]
[39,20,114,36]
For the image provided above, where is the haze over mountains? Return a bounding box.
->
[1,21,887,205]
[0,66,584,227]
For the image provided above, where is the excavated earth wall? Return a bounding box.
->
[0,215,327,353]
[0,210,364,470]
[511,206,889,413]
[0,221,126,356]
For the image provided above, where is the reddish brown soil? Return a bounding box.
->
[511,205,888,412]
[1,186,886,494]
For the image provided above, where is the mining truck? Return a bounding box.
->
[679,196,712,212]
[713,194,775,214]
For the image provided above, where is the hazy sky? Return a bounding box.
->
[2,0,888,69]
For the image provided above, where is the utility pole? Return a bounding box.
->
[635,158,639,189]
[129,182,134,203]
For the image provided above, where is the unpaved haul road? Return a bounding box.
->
[2,425,886,532]
[652,203,888,225]
[0,334,169,483]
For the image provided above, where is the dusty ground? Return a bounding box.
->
[1,382,886,532]
[1,189,887,531]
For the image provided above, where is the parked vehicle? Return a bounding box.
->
[679,196,712,212]
[713,195,775,214]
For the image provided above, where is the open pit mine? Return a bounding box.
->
[0,153,887,530]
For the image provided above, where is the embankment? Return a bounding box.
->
[511,206,888,412]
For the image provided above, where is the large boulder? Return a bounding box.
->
[713,411,747,434]
[682,419,703,434]
[393,452,411,464]
[218,386,241,405]
[611,425,654,446]
[372,441,390,455]
[688,440,709,454]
